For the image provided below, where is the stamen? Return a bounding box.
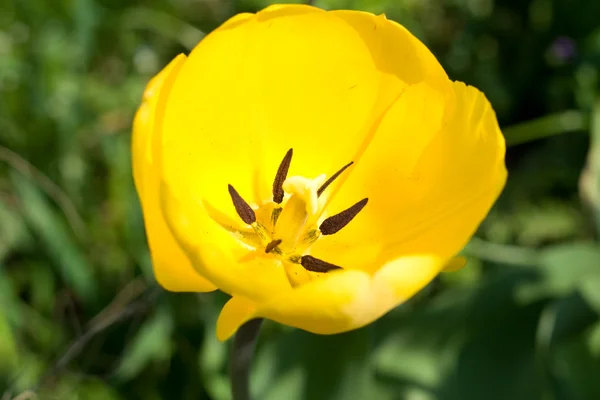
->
[265,239,282,254]
[272,148,293,204]
[317,161,353,197]
[271,207,283,225]
[300,255,342,272]
[227,184,256,224]
[301,229,320,246]
[319,198,368,235]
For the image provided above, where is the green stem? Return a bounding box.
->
[230,318,263,400]
[503,110,588,147]
[120,7,205,50]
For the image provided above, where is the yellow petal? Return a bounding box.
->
[216,296,257,341]
[162,186,292,301]
[258,3,321,18]
[160,7,440,299]
[162,7,385,214]
[216,255,445,341]
[132,55,216,292]
[312,79,507,273]
[330,10,447,84]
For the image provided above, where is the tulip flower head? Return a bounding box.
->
[132,4,507,341]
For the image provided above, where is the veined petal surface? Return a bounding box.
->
[132,55,216,292]
[311,79,506,273]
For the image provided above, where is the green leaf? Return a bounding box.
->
[579,273,600,314]
[503,110,588,147]
[587,322,600,357]
[373,268,548,400]
[11,173,97,302]
[539,243,600,291]
[120,7,205,50]
[541,294,599,345]
[254,326,374,400]
[516,243,600,305]
[0,309,19,372]
[36,375,125,400]
[552,335,600,399]
[198,292,230,400]
[0,200,30,263]
[27,261,57,312]
[579,99,600,232]
[114,305,173,381]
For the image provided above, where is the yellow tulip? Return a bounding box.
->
[132,4,507,341]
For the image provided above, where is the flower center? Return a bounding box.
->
[227,149,368,285]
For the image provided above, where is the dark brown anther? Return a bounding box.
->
[228,184,256,225]
[273,148,293,204]
[300,255,342,273]
[317,161,354,197]
[265,239,282,254]
[319,198,368,235]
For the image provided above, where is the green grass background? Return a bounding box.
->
[1,0,600,399]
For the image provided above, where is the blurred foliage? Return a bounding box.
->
[1,0,600,399]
